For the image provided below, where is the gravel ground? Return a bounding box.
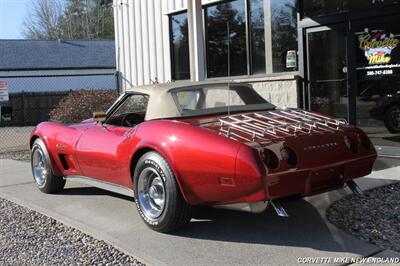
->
[0,150,30,162]
[0,197,144,266]
[327,182,400,252]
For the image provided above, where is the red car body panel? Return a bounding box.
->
[31,108,377,206]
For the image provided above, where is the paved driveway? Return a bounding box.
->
[0,159,399,265]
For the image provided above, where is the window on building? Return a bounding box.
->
[170,12,190,80]
[271,0,298,72]
[355,20,400,144]
[302,0,400,18]
[205,0,247,78]
[250,0,266,74]
[203,0,297,78]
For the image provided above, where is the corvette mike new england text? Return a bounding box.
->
[297,256,400,264]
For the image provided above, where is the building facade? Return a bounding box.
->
[113,0,300,109]
[113,0,400,154]
[298,0,400,155]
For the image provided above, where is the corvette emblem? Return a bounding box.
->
[303,142,338,151]
[56,143,66,150]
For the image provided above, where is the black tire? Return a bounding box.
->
[31,139,65,194]
[133,151,192,232]
[384,105,400,133]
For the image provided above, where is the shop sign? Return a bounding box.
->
[0,106,12,122]
[358,29,399,65]
[286,50,297,69]
[0,80,9,102]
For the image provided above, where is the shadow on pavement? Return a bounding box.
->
[60,187,133,202]
[173,199,347,252]
[58,178,395,253]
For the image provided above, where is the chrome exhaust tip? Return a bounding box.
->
[347,180,363,196]
[269,200,289,217]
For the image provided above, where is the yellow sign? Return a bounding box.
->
[358,30,399,65]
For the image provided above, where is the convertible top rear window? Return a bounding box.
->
[171,84,276,116]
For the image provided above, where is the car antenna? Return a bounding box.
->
[227,21,231,117]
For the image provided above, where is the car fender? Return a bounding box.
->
[31,122,67,177]
[30,121,91,176]
[132,120,265,205]
[130,140,190,202]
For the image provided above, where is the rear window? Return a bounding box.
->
[171,84,276,116]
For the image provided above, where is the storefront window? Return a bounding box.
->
[205,0,247,78]
[303,0,400,18]
[250,0,266,74]
[355,19,400,147]
[271,0,298,72]
[170,12,190,80]
[203,0,298,77]
[306,26,349,121]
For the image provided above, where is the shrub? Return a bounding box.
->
[49,89,119,124]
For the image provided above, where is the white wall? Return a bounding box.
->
[113,0,187,90]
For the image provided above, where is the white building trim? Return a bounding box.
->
[187,0,206,81]
[113,0,187,89]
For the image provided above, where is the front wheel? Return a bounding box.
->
[31,139,65,193]
[133,151,192,232]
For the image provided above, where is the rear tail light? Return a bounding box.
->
[344,136,352,149]
[344,136,358,153]
[358,133,373,151]
[281,147,297,166]
[263,149,279,170]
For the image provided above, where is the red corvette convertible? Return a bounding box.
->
[30,81,376,232]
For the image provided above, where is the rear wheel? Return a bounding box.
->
[31,139,65,193]
[133,151,192,232]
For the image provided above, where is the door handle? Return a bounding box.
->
[101,125,110,131]
[124,129,136,138]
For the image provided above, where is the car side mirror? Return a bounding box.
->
[93,111,106,123]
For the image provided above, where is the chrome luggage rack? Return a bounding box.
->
[218,109,347,142]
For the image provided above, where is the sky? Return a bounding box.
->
[0,0,32,39]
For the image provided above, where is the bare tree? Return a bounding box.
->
[23,0,64,40]
[24,0,114,40]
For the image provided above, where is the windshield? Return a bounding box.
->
[171,84,276,116]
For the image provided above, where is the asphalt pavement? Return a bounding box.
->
[0,158,399,266]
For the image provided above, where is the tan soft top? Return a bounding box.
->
[125,80,243,121]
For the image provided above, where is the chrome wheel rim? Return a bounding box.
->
[137,167,166,220]
[31,148,48,186]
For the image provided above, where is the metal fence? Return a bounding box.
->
[0,73,117,154]
[4,91,70,126]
